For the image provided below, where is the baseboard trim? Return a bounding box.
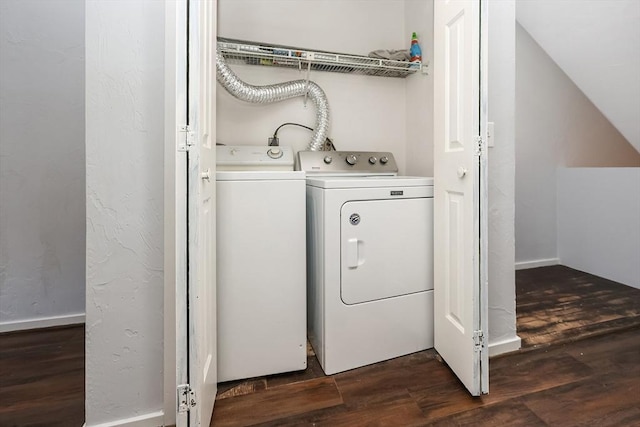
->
[87,411,164,427]
[515,258,560,271]
[488,335,522,357]
[0,313,85,334]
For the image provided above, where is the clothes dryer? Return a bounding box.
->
[298,151,434,375]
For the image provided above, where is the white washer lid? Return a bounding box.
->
[216,171,305,181]
[306,175,433,189]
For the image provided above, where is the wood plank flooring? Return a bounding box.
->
[212,327,640,426]
[212,267,640,426]
[0,325,84,427]
[1,266,639,426]
[516,265,640,349]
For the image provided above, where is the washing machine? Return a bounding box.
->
[216,145,307,382]
[297,150,434,375]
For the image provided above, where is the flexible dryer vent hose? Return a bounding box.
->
[215,51,330,151]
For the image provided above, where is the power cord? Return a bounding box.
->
[270,122,336,151]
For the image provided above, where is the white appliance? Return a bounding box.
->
[216,145,307,382]
[298,150,434,375]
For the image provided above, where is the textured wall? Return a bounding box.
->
[0,0,85,329]
[85,0,165,425]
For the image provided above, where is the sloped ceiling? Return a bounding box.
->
[516,0,640,153]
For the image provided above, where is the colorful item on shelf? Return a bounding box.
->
[410,32,422,63]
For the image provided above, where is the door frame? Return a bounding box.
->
[479,0,489,392]
[164,0,189,425]
[163,1,494,422]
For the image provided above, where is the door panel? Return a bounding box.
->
[187,0,217,425]
[446,11,465,151]
[340,198,433,305]
[445,190,465,332]
[433,0,488,396]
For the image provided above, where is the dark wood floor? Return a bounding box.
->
[212,328,640,426]
[0,325,84,427]
[517,265,640,350]
[212,266,640,426]
[1,266,638,426]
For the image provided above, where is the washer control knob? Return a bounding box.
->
[346,154,358,166]
[380,156,389,165]
[267,147,283,159]
[323,155,333,164]
[368,156,378,165]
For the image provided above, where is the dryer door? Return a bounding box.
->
[340,198,433,305]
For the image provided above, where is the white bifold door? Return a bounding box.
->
[433,0,489,396]
[185,0,218,425]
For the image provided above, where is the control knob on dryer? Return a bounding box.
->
[346,154,358,166]
[380,156,389,165]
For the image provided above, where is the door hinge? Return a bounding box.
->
[177,384,197,413]
[178,125,195,152]
[473,330,485,351]
[474,136,484,156]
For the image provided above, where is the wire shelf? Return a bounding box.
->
[217,38,425,78]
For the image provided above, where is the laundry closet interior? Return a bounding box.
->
[214,0,441,384]
[216,0,434,175]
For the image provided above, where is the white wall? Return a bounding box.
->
[216,0,411,172]
[558,168,640,289]
[487,0,519,353]
[515,24,562,266]
[405,0,434,177]
[515,23,640,268]
[517,0,640,153]
[85,1,165,425]
[0,0,85,332]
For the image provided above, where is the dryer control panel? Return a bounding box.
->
[296,151,398,175]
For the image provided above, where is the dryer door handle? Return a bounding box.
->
[346,238,365,268]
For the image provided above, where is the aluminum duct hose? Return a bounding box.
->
[216,51,330,151]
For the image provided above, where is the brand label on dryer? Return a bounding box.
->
[349,213,361,225]
[390,190,404,196]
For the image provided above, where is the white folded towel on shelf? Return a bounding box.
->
[368,49,411,61]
